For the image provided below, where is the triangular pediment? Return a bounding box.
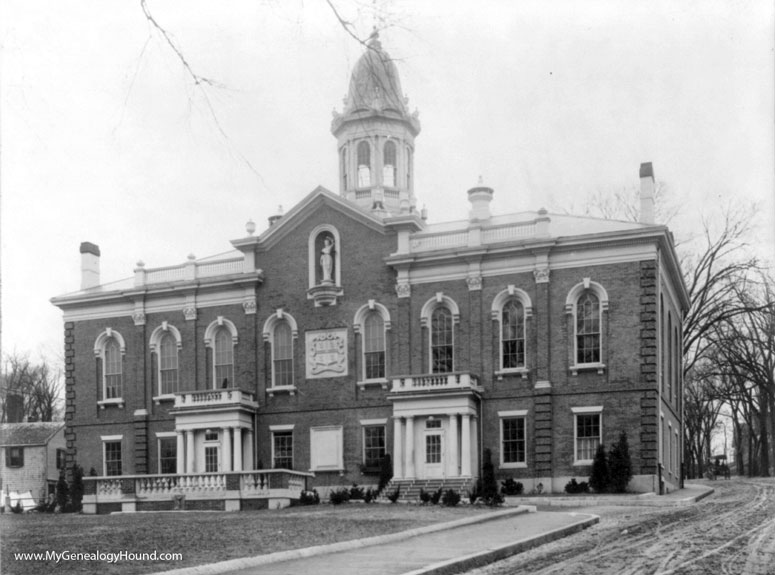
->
[245,186,389,251]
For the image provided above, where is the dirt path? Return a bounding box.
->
[467,478,775,575]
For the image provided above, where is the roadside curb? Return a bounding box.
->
[149,506,534,575]
[504,484,715,508]
[402,513,600,575]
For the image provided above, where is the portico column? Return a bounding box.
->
[222,427,232,472]
[449,414,459,477]
[393,417,404,479]
[461,414,471,476]
[233,427,243,472]
[405,416,415,478]
[176,431,185,474]
[185,430,195,473]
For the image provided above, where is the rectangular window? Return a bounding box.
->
[363,314,386,380]
[158,438,177,474]
[56,448,66,470]
[273,431,293,469]
[425,434,441,464]
[6,446,24,468]
[575,414,600,462]
[205,446,219,473]
[502,418,526,465]
[104,441,122,476]
[363,426,386,469]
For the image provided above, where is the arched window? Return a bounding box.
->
[502,301,525,369]
[159,333,179,395]
[431,307,454,373]
[363,312,386,379]
[263,310,299,391]
[94,329,126,405]
[406,146,413,189]
[357,141,371,187]
[104,339,122,399]
[576,292,601,364]
[273,321,294,387]
[383,140,396,187]
[214,328,234,388]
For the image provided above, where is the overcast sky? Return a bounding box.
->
[2,0,773,364]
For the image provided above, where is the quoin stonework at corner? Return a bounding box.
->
[51,32,689,513]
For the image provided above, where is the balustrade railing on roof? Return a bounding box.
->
[390,372,481,393]
[142,258,243,285]
[173,388,257,409]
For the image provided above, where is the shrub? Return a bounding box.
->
[349,483,365,500]
[441,489,461,507]
[70,463,84,512]
[419,488,432,504]
[11,501,23,514]
[378,454,393,493]
[329,488,351,505]
[387,486,401,503]
[363,488,375,503]
[564,478,590,494]
[589,444,610,493]
[530,482,544,495]
[467,483,480,504]
[480,449,504,506]
[430,488,443,505]
[608,431,633,493]
[56,469,69,512]
[299,489,320,505]
[500,478,524,496]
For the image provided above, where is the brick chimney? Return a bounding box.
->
[639,162,655,224]
[80,242,101,290]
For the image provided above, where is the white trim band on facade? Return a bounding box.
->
[498,410,528,418]
[269,424,295,431]
[359,419,388,426]
[571,406,604,414]
[100,435,123,441]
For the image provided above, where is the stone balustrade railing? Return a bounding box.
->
[390,372,481,393]
[173,388,257,409]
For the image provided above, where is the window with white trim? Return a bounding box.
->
[576,292,601,364]
[159,333,179,395]
[214,328,234,388]
[431,307,454,373]
[272,430,293,469]
[273,321,294,387]
[104,338,123,400]
[502,301,526,369]
[103,439,122,476]
[362,425,386,470]
[158,437,177,474]
[6,446,24,468]
[573,408,602,464]
[501,417,526,466]
[363,312,386,380]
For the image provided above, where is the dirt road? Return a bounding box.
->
[468,478,775,575]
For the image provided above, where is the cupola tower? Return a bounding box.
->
[331,31,421,216]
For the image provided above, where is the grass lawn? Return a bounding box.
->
[1,504,495,575]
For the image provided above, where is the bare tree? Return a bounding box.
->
[0,353,63,423]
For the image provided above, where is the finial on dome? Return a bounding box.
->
[246,219,256,235]
[477,175,484,185]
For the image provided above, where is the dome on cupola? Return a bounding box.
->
[344,31,407,115]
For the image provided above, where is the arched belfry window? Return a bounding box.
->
[354,301,392,386]
[149,322,182,398]
[421,294,460,374]
[565,279,609,374]
[491,286,532,374]
[406,146,413,189]
[204,317,238,389]
[357,141,371,187]
[383,140,396,187]
[94,328,127,407]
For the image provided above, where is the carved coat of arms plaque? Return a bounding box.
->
[306,329,348,378]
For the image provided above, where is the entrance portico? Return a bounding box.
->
[389,373,481,481]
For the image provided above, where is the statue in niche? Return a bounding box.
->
[320,235,335,284]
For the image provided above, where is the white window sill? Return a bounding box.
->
[495,368,529,380]
[500,462,528,469]
[267,385,297,398]
[357,378,389,390]
[310,467,345,476]
[152,394,176,405]
[570,363,606,376]
[573,460,594,466]
[98,399,125,409]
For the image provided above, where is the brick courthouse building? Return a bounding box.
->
[52,34,688,510]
